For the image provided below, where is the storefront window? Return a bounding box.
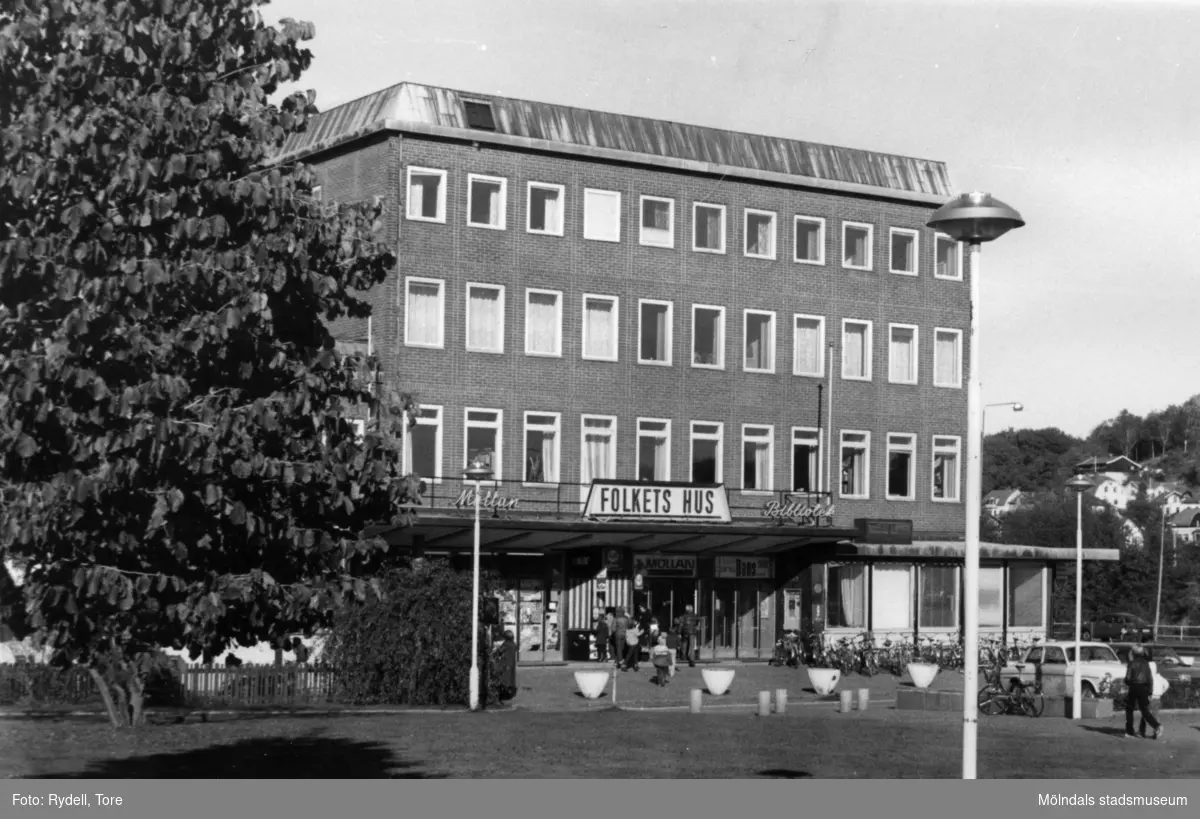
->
[871,563,912,630]
[918,565,958,629]
[827,563,865,628]
[1008,565,1044,627]
[979,565,1003,627]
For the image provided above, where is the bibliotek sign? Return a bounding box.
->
[583,480,731,523]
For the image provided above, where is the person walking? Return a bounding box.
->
[494,629,518,702]
[675,604,698,667]
[612,607,629,669]
[593,612,610,663]
[1123,643,1162,740]
[623,617,642,672]
[649,633,675,686]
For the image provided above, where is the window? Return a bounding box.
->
[741,424,774,492]
[406,167,446,222]
[827,563,866,628]
[1008,565,1044,627]
[935,233,962,280]
[841,320,872,380]
[888,324,918,384]
[842,222,873,270]
[931,436,961,502]
[744,209,776,259]
[527,183,564,236]
[886,433,915,501]
[640,196,674,248]
[743,310,775,373]
[580,415,617,498]
[693,203,726,253]
[934,328,962,388]
[523,412,560,485]
[404,405,443,482]
[918,565,958,629]
[636,418,671,481]
[791,427,820,493]
[404,277,444,348]
[464,408,503,479]
[872,563,913,630]
[840,431,869,499]
[465,284,505,353]
[690,422,723,483]
[638,300,672,365]
[793,315,825,377]
[583,189,621,242]
[582,295,619,361]
[889,228,919,275]
[525,289,562,356]
[793,216,825,264]
[691,305,724,368]
[467,174,506,229]
[1042,646,1067,665]
[463,99,496,131]
[979,565,1003,628]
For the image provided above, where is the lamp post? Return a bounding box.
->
[982,402,1023,477]
[928,191,1024,780]
[1066,473,1093,720]
[1154,505,1167,641]
[463,457,494,711]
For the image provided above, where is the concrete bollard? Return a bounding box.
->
[690,689,703,714]
[775,688,788,715]
[839,690,853,713]
[857,688,869,711]
[758,690,771,717]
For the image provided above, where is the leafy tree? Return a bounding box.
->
[982,427,1083,494]
[0,0,418,726]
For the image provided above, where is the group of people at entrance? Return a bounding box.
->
[593,605,700,686]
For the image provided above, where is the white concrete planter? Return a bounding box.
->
[907,662,939,690]
[574,670,610,700]
[702,667,736,696]
[807,667,840,696]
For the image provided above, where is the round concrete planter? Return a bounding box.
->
[702,667,736,696]
[574,670,610,700]
[807,667,840,696]
[907,662,939,690]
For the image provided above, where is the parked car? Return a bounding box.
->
[1082,613,1152,642]
[1001,641,1127,698]
[1112,642,1200,685]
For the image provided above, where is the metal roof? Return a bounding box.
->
[276,82,953,202]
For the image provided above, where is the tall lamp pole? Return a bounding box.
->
[1066,474,1093,720]
[928,192,1024,780]
[463,458,494,711]
[982,402,1023,449]
[1154,505,1167,641]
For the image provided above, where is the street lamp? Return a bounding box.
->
[1066,473,1093,720]
[928,191,1024,781]
[463,457,494,711]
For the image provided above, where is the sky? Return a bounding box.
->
[270,0,1200,440]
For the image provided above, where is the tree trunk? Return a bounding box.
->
[89,667,123,728]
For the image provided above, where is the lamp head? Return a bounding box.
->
[1065,474,1093,494]
[1013,403,1024,412]
[463,458,493,482]
[927,191,1025,244]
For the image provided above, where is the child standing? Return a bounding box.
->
[594,613,610,663]
[649,634,675,686]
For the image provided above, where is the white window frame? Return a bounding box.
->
[403,404,443,483]
[839,430,871,500]
[935,233,964,280]
[524,288,563,357]
[526,181,565,237]
[790,426,822,493]
[635,418,672,482]
[933,327,964,388]
[793,215,826,265]
[931,435,962,503]
[885,432,916,501]
[841,319,873,381]
[580,414,618,500]
[583,188,621,243]
[464,282,506,354]
[405,166,447,223]
[639,195,675,248]
[1007,564,1047,629]
[743,208,778,260]
[888,227,920,276]
[842,221,874,271]
[637,299,673,367]
[403,276,445,349]
[917,564,960,630]
[466,173,507,230]
[888,323,919,385]
[691,304,725,370]
[740,424,775,494]
[581,294,619,362]
[689,421,724,484]
[463,407,503,482]
[522,411,561,487]
[692,202,727,254]
[792,314,825,377]
[742,309,776,374]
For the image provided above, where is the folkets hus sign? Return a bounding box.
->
[583,480,732,523]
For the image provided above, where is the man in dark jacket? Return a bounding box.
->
[612,607,629,669]
[675,604,698,667]
[1123,643,1162,740]
[494,630,518,701]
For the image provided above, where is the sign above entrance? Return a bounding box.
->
[583,480,731,523]
[762,495,835,526]
[633,553,697,578]
[715,556,774,579]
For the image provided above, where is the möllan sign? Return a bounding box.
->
[453,489,519,512]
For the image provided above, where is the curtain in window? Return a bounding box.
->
[487,185,500,225]
[409,177,425,217]
[653,433,668,479]
[584,300,613,358]
[836,565,865,627]
[542,191,560,233]
[890,329,913,381]
[541,430,557,483]
[745,441,769,489]
[871,564,912,630]
[468,288,501,349]
[936,333,959,384]
[979,567,1003,627]
[919,566,957,628]
[582,430,611,484]
[745,337,762,369]
[527,293,558,354]
[646,202,669,230]
[795,320,820,373]
[844,328,864,377]
[587,192,618,240]
[750,218,771,255]
[842,448,865,495]
[1008,566,1043,627]
[699,208,721,248]
[642,307,667,361]
[407,283,440,345]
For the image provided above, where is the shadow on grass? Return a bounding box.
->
[34,731,445,779]
[758,768,812,778]
[1079,725,1132,739]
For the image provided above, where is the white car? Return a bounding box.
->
[1000,641,1127,697]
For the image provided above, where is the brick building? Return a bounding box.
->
[275,83,1116,663]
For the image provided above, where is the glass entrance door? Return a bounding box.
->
[711,581,736,659]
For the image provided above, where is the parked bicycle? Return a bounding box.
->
[978,660,1045,717]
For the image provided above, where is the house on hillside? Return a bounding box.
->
[1075,455,1142,481]
[1084,474,1138,511]
[1149,483,1195,518]
[983,489,1029,517]
[1169,506,1200,545]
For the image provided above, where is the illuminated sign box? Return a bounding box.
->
[715,556,774,579]
[854,518,914,544]
[633,553,698,578]
[583,480,731,523]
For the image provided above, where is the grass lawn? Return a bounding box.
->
[4,707,1199,779]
